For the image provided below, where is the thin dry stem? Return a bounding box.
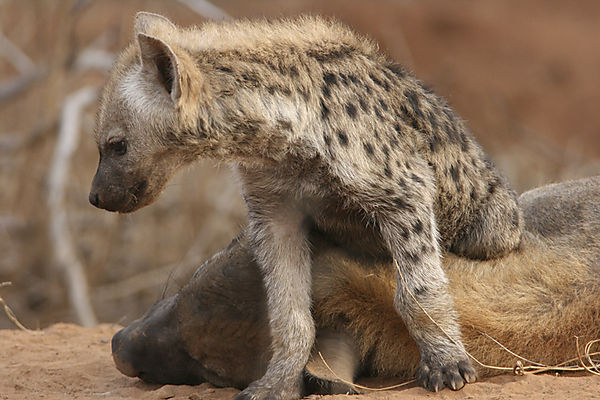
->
[0,282,43,335]
[576,337,600,376]
[317,351,415,392]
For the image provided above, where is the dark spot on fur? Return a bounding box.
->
[411,173,424,186]
[323,133,332,147]
[384,188,394,196]
[337,130,349,146]
[400,225,410,240]
[470,188,478,202]
[429,134,441,152]
[320,99,330,119]
[359,98,369,112]
[307,45,354,62]
[374,130,380,140]
[393,123,402,137]
[374,106,384,121]
[413,285,427,297]
[405,90,424,119]
[427,111,440,130]
[323,72,337,86]
[281,87,292,96]
[413,220,424,236]
[393,197,414,211]
[267,86,276,95]
[289,65,299,77]
[321,84,331,99]
[381,144,390,159]
[363,142,375,157]
[217,66,233,73]
[265,61,277,72]
[369,72,390,90]
[398,177,407,190]
[449,165,460,183]
[403,250,421,265]
[277,119,292,131]
[459,132,469,151]
[384,165,393,178]
[368,73,381,87]
[379,99,388,111]
[348,74,359,84]
[240,71,259,85]
[488,178,499,195]
[346,103,357,118]
[399,104,421,132]
[386,63,407,79]
[299,87,310,101]
[340,74,349,86]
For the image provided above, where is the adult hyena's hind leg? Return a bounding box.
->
[450,173,523,260]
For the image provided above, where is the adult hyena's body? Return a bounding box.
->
[93,15,521,398]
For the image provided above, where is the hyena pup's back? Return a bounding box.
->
[91,13,521,399]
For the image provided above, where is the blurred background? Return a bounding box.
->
[0,0,598,329]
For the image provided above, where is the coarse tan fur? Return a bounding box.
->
[92,13,524,397]
[111,176,600,395]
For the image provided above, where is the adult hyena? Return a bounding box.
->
[90,12,522,398]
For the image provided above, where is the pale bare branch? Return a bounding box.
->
[47,86,99,328]
[0,30,36,74]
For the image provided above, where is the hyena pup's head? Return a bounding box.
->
[90,12,206,213]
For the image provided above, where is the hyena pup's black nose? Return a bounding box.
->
[89,192,100,207]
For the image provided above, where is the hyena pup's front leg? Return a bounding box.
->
[378,202,476,391]
[236,207,315,400]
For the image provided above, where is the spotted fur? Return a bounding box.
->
[92,13,523,398]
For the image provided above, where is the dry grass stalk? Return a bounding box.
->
[0,282,43,335]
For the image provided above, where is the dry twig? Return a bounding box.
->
[0,30,36,74]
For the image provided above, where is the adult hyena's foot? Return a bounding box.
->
[234,378,302,400]
[416,352,477,392]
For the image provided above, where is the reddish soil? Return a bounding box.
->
[1,324,599,400]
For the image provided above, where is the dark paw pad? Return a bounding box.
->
[416,357,477,392]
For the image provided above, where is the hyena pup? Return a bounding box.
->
[90,12,522,399]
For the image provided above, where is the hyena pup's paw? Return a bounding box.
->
[416,353,477,392]
[234,379,302,400]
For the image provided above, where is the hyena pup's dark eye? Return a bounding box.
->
[109,140,127,156]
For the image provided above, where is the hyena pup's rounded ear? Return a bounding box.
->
[137,33,182,103]
[134,12,176,36]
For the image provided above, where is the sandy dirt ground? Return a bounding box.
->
[1,323,599,400]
